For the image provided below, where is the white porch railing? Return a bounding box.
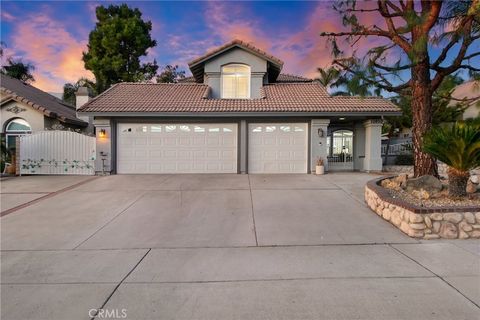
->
[20,131,96,175]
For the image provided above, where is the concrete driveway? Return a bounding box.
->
[1,173,479,319]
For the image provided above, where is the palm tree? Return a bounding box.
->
[316,67,341,89]
[423,120,480,197]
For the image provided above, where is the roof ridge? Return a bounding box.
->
[279,73,311,78]
[333,95,387,99]
[188,39,284,67]
[116,82,206,86]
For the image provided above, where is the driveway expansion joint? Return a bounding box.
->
[247,175,259,246]
[73,192,148,250]
[91,248,152,320]
[388,244,480,310]
[0,176,99,217]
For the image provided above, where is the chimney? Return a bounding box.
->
[75,87,91,110]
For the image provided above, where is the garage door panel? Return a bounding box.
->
[117,123,237,174]
[248,123,307,174]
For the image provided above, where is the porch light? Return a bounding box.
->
[339,117,346,120]
[317,128,324,138]
[99,129,107,138]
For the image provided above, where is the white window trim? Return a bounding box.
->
[221,64,251,99]
[5,118,32,148]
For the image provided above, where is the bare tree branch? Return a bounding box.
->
[464,51,480,60]
[431,18,476,91]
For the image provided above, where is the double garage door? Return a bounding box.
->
[117,123,307,174]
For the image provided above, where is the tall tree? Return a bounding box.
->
[62,78,97,106]
[156,65,186,83]
[320,0,480,177]
[1,57,35,83]
[83,4,158,93]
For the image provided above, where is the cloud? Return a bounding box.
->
[8,12,93,92]
[1,10,16,22]
[199,2,395,79]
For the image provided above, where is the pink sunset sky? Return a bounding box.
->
[1,1,471,93]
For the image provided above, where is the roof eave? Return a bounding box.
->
[78,111,402,117]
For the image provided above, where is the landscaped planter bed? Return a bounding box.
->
[365,177,480,239]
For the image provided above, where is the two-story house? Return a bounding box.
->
[77,39,400,174]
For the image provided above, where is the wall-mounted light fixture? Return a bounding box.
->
[99,129,106,138]
[339,117,346,121]
[317,128,324,138]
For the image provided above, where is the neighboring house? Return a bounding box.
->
[78,39,400,174]
[1,74,89,148]
[450,80,480,120]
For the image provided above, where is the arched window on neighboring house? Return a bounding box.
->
[221,64,250,99]
[5,118,31,148]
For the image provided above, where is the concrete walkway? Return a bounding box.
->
[1,173,479,319]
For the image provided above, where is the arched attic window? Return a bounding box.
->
[5,118,31,148]
[221,64,250,99]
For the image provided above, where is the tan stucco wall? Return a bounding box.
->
[0,100,45,133]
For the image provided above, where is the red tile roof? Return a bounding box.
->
[275,74,313,83]
[188,39,284,68]
[1,74,87,126]
[78,82,400,114]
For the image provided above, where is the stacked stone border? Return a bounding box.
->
[365,177,480,239]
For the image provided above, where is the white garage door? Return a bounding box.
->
[248,123,308,173]
[117,123,237,173]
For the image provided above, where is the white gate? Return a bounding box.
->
[20,131,96,175]
[327,130,354,171]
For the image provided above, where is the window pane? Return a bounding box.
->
[237,76,249,98]
[6,119,31,131]
[7,135,17,148]
[221,64,250,99]
[222,66,237,73]
[151,125,162,133]
[294,126,305,132]
[266,126,276,132]
[166,125,176,132]
[222,75,236,99]
[194,126,205,133]
[180,125,191,132]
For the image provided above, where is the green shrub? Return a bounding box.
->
[423,120,480,197]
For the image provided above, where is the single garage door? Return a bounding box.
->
[248,123,308,173]
[117,123,237,173]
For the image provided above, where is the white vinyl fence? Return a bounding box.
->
[20,131,96,175]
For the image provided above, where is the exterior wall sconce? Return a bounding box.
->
[99,129,107,138]
[317,128,324,138]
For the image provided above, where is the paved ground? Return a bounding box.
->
[0,175,94,213]
[1,173,479,320]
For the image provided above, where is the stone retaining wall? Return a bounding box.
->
[365,178,480,239]
[383,163,448,176]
